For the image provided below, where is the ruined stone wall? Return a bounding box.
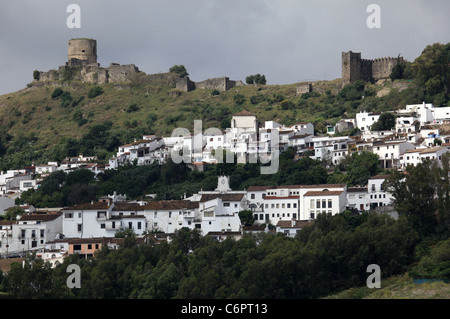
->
[296,83,312,95]
[342,51,403,85]
[176,76,196,92]
[107,63,139,83]
[372,57,402,81]
[195,77,237,91]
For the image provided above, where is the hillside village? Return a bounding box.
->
[0,38,450,270]
[1,97,450,264]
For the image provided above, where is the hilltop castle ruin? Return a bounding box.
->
[342,51,403,86]
[32,38,243,92]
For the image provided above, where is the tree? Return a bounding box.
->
[239,210,255,226]
[384,161,442,237]
[332,151,380,186]
[65,169,95,186]
[390,55,406,81]
[51,88,64,99]
[169,65,189,78]
[33,70,40,81]
[233,94,246,105]
[246,74,266,85]
[411,42,450,104]
[1,206,25,221]
[371,112,396,131]
[87,85,103,98]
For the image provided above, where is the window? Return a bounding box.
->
[138,222,142,230]
[88,244,92,250]
[287,203,291,208]
[316,200,320,209]
[293,203,297,208]
[101,224,105,229]
[310,200,314,209]
[328,199,332,208]
[251,194,255,199]
[282,203,285,209]
[128,222,132,229]
[77,224,82,232]
[322,199,326,208]
[223,203,230,207]
[40,229,45,238]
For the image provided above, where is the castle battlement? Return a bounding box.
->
[30,38,243,92]
[342,51,404,86]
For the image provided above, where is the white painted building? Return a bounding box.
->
[356,111,381,131]
[372,140,415,169]
[367,175,395,210]
[302,190,347,220]
[346,187,369,212]
[276,219,313,237]
[0,212,63,257]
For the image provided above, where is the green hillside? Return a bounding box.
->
[0,41,448,171]
[0,75,409,170]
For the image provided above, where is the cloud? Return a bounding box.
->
[0,0,449,95]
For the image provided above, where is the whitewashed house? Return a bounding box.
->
[372,140,415,169]
[367,175,395,210]
[346,187,369,212]
[197,194,243,235]
[276,219,313,238]
[356,111,381,131]
[0,212,63,257]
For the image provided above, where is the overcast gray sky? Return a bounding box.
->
[0,0,449,95]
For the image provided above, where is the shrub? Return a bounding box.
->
[33,70,40,81]
[51,88,64,99]
[127,103,139,113]
[233,94,246,105]
[87,85,103,98]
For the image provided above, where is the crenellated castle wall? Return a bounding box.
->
[30,38,243,92]
[342,51,404,86]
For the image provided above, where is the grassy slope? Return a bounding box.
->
[324,274,450,299]
[0,77,345,152]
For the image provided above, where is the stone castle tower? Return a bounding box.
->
[342,51,403,86]
[31,38,242,91]
[67,38,98,67]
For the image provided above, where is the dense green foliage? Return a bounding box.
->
[246,74,267,85]
[0,212,428,299]
[0,42,449,172]
[371,112,396,131]
[384,157,450,237]
[169,65,189,78]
